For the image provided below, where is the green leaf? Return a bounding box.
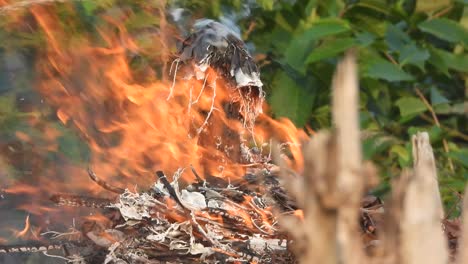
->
[305,0,318,15]
[354,0,390,15]
[364,58,414,81]
[258,0,275,10]
[395,97,427,117]
[362,134,396,160]
[270,72,314,126]
[385,25,430,71]
[81,1,98,15]
[390,144,411,167]
[448,149,468,167]
[80,0,115,16]
[385,24,412,52]
[313,105,331,128]
[284,18,350,72]
[419,18,468,45]
[415,0,451,14]
[434,102,467,115]
[399,44,430,71]
[355,31,376,46]
[274,12,294,32]
[428,125,443,143]
[318,0,345,17]
[429,48,468,73]
[306,37,356,64]
[433,103,452,114]
[305,18,351,39]
[430,86,450,105]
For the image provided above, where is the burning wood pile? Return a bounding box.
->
[42,167,293,263]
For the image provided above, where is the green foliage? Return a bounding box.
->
[419,18,468,45]
[395,97,426,118]
[364,58,415,81]
[239,0,467,214]
[270,72,315,126]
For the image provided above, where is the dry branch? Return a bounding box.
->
[400,132,448,264]
[279,51,367,264]
[88,167,125,194]
[331,50,366,264]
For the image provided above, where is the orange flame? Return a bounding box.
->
[14,214,30,238]
[293,209,304,220]
[2,3,308,237]
[26,4,306,191]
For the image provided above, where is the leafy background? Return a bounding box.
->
[0,0,467,225]
[178,0,468,216]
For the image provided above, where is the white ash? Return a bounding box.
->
[180,189,207,210]
[111,191,158,221]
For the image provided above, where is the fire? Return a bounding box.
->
[4,183,41,196]
[293,209,304,220]
[1,2,308,248]
[27,4,306,190]
[14,215,30,238]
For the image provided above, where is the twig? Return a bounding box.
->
[190,211,218,246]
[87,167,125,194]
[420,114,468,141]
[188,74,208,116]
[155,170,185,208]
[432,5,454,19]
[414,87,454,172]
[167,58,180,100]
[197,79,218,134]
[384,52,398,65]
[50,193,113,208]
[42,251,72,262]
[41,230,81,240]
[251,219,272,235]
[243,21,256,39]
[190,164,204,183]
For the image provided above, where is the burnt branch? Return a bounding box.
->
[87,167,125,194]
[50,193,113,208]
[155,170,186,209]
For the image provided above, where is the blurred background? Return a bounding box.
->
[0,0,466,263]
